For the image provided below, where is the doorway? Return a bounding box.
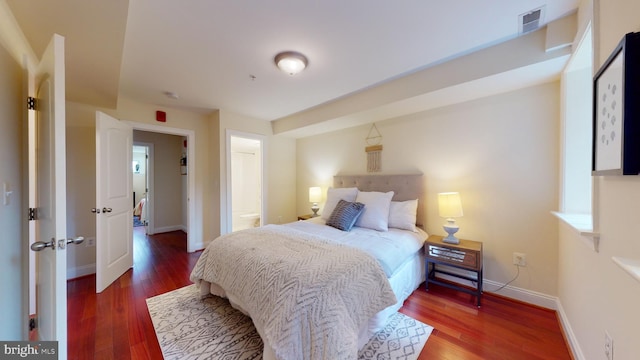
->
[127,121,199,252]
[132,144,151,230]
[226,131,265,233]
[132,131,186,237]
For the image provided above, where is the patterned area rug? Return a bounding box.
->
[146,285,432,360]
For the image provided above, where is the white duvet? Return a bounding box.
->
[189,224,398,360]
[286,216,428,277]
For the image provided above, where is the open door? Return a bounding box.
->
[29,34,72,358]
[95,111,133,293]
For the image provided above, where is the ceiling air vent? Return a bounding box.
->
[519,6,545,34]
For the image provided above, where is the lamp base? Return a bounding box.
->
[311,204,319,217]
[442,223,460,244]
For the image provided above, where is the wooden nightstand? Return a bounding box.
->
[424,235,483,307]
[297,214,313,221]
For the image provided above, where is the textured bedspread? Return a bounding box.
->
[189,224,397,360]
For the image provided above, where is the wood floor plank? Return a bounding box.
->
[68,227,572,359]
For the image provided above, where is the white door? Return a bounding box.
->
[95,111,133,293]
[29,34,68,357]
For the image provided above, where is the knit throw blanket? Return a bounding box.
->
[190,224,397,360]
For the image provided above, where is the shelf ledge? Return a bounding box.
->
[551,212,600,252]
[612,257,640,284]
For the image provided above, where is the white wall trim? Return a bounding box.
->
[482,279,558,309]
[154,225,184,234]
[555,298,585,360]
[66,264,96,280]
[431,266,558,309]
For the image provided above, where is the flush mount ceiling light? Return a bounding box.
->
[274,51,308,75]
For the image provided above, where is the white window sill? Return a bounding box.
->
[612,257,640,284]
[552,212,600,252]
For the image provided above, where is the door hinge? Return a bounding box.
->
[27,97,36,110]
[29,317,36,331]
[28,207,37,221]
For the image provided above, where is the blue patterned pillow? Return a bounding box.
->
[326,199,365,231]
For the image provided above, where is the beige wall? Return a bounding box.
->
[0,34,25,339]
[65,119,97,278]
[133,130,184,231]
[297,82,561,300]
[556,1,640,359]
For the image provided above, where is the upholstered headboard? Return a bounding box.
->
[333,174,425,227]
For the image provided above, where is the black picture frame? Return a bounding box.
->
[592,32,640,175]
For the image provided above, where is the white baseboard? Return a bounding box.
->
[67,264,96,280]
[555,299,585,360]
[482,279,558,309]
[154,225,185,234]
[430,266,558,309]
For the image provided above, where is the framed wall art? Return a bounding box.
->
[592,32,640,175]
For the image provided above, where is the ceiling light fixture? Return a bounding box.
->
[274,51,308,76]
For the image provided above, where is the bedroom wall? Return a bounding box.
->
[297,81,561,303]
[0,33,25,340]
[556,1,640,359]
[133,130,183,232]
[65,120,97,278]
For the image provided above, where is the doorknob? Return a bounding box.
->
[59,236,85,249]
[102,207,112,213]
[91,208,101,214]
[31,238,55,251]
[66,236,84,245]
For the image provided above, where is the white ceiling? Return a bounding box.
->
[6,0,579,133]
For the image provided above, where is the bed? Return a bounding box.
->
[190,174,427,360]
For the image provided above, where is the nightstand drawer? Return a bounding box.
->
[427,244,478,268]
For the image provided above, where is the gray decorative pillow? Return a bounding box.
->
[326,199,365,231]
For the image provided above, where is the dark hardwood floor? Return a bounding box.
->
[67,227,572,359]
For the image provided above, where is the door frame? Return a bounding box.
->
[126,121,199,252]
[225,129,266,234]
[132,142,154,233]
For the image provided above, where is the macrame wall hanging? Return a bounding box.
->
[365,123,383,172]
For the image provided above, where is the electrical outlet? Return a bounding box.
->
[513,252,527,266]
[85,237,95,247]
[605,331,613,360]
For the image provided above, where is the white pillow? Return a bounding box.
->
[321,187,359,220]
[354,191,394,231]
[388,199,418,232]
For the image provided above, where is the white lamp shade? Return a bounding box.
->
[438,192,463,218]
[309,187,322,203]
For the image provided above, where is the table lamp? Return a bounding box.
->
[438,192,464,244]
[309,187,322,217]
